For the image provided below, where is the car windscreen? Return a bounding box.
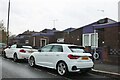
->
[22,46,32,49]
[68,46,85,53]
[16,45,32,49]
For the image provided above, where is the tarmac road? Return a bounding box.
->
[0,56,115,80]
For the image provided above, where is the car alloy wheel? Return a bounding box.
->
[57,62,68,76]
[13,54,18,62]
[29,56,35,67]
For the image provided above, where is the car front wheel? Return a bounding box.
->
[3,51,7,58]
[57,62,68,76]
[28,56,35,67]
[13,53,18,62]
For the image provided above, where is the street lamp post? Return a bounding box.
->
[93,25,100,60]
[7,0,10,45]
[94,29,97,53]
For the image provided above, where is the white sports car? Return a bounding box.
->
[28,43,94,76]
[3,44,38,62]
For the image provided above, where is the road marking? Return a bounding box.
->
[62,77,72,80]
[47,72,57,76]
[16,63,20,64]
[92,69,120,76]
[11,61,14,62]
[34,68,42,71]
[24,65,28,67]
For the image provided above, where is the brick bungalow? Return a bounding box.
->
[11,30,39,46]
[59,18,119,64]
[95,22,120,64]
[54,28,76,44]
[32,28,58,48]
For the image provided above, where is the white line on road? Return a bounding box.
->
[16,63,20,64]
[11,61,14,62]
[34,68,41,71]
[47,72,57,76]
[24,65,28,67]
[92,69,120,76]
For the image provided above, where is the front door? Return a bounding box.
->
[40,39,46,48]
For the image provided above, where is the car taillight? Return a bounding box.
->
[19,49,26,53]
[68,54,80,59]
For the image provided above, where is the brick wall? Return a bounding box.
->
[104,26,119,49]
[69,28,83,45]
[98,26,119,64]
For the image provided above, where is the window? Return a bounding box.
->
[83,33,98,48]
[91,34,98,47]
[84,34,90,46]
[68,46,85,53]
[11,44,17,48]
[41,45,53,52]
[16,45,23,48]
[51,45,63,52]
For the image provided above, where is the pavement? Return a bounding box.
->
[90,59,120,78]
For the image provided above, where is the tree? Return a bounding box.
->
[0,20,7,43]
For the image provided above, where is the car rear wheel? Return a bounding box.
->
[57,62,68,76]
[28,56,35,67]
[13,53,18,62]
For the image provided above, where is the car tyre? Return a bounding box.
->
[28,56,36,67]
[13,53,18,62]
[3,51,7,58]
[57,62,68,76]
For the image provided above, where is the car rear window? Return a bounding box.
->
[16,45,23,48]
[68,46,85,53]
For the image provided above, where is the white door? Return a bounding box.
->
[40,39,46,48]
[10,44,17,58]
[45,45,63,68]
[36,45,53,67]
[6,44,16,58]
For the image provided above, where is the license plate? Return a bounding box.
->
[82,57,88,60]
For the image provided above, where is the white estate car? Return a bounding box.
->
[3,44,37,62]
[28,44,94,76]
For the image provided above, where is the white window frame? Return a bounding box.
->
[83,34,91,47]
[33,37,36,46]
[82,33,98,48]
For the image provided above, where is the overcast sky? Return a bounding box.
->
[0,0,119,35]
